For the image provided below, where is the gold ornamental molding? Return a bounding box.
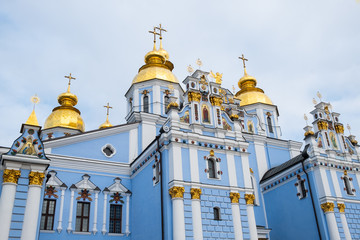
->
[3,169,21,184]
[167,102,179,110]
[230,114,239,120]
[335,124,344,134]
[304,130,315,137]
[321,202,334,213]
[190,188,202,200]
[317,120,328,131]
[337,203,345,213]
[29,171,45,186]
[244,193,255,205]
[210,96,223,107]
[169,186,185,199]
[187,92,201,102]
[229,192,240,203]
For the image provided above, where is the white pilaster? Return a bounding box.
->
[92,192,99,234]
[231,203,243,240]
[253,138,269,179]
[191,199,203,240]
[0,183,18,240]
[313,167,331,198]
[189,147,199,183]
[172,198,186,240]
[226,153,238,187]
[67,189,75,232]
[129,128,138,163]
[125,195,130,235]
[141,121,156,151]
[169,145,183,181]
[330,170,342,197]
[153,85,161,114]
[246,204,258,240]
[21,184,43,240]
[102,193,108,235]
[325,211,340,240]
[241,153,252,188]
[57,188,66,232]
[133,88,139,112]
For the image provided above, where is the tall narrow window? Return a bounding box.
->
[208,158,216,178]
[40,199,56,230]
[143,95,149,113]
[109,204,122,233]
[344,176,354,195]
[267,116,274,133]
[300,180,307,198]
[164,95,170,113]
[213,207,220,220]
[75,202,90,232]
[155,162,160,184]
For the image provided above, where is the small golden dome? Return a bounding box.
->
[99,116,113,129]
[235,68,273,106]
[132,47,178,84]
[44,87,85,132]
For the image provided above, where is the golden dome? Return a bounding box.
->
[132,47,178,84]
[235,68,273,106]
[99,116,113,129]
[44,86,85,132]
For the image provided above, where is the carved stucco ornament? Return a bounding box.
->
[321,202,334,213]
[3,169,21,184]
[29,171,45,186]
[229,192,240,203]
[190,188,202,200]
[244,193,255,205]
[169,186,185,199]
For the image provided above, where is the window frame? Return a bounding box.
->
[75,202,90,232]
[213,207,221,220]
[40,198,56,230]
[109,204,123,234]
[143,94,149,113]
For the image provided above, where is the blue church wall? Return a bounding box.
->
[198,150,229,186]
[51,132,130,162]
[200,188,236,240]
[183,186,194,239]
[344,202,360,239]
[234,155,244,187]
[326,170,336,197]
[131,158,161,240]
[181,148,191,182]
[265,144,291,168]
[263,175,320,240]
[38,168,131,240]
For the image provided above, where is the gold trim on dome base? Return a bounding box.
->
[337,203,345,213]
[169,186,185,199]
[229,192,240,203]
[29,171,45,186]
[235,91,273,107]
[244,194,255,205]
[321,202,334,213]
[3,169,21,184]
[190,188,202,199]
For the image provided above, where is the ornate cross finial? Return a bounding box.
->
[196,58,203,69]
[304,113,308,125]
[31,94,40,110]
[347,124,352,135]
[64,73,76,92]
[187,64,194,74]
[232,85,236,94]
[155,23,167,40]
[149,27,160,50]
[317,91,322,102]
[239,54,248,69]
[104,102,113,116]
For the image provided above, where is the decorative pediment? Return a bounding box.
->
[105,177,131,195]
[46,170,67,188]
[74,174,98,191]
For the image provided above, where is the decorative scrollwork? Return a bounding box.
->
[3,169,21,184]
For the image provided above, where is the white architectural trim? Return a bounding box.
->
[67,189,75,233]
[330,170,342,197]
[227,153,238,187]
[169,145,183,181]
[102,193,108,235]
[92,192,99,234]
[0,183,18,240]
[125,195,130,235]
[189,147,200,182]
[101,144,116,158]
[231,202,243,240]
[57,188,66,233]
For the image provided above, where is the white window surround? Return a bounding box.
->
[101,144,116,158]
[205,155,221,180]
[250,174,260,205]
[152,157,161,186]
[294,175,308,199]
[341,172,356,196]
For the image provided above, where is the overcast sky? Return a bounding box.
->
[0,0,359,148]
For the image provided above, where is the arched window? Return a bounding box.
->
[267,115,274,133]
[213,207,220,220]
[207,158,216,178]
[164,95,170,113]
[143,95,149,113]
[344,176,354,195]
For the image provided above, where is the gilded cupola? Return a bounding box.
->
[235,54,273,106]
[132,25,178,84]
[99,103,113,129]
[44,74,85,132]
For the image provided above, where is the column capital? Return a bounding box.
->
[244,193,255,205]
[3,169,21,184]
[229,192,240,203]
[29,171,45,186]
[190,188,202,200]
[169,186,185,199]
[337,203,345,213]
[321,202,334,213]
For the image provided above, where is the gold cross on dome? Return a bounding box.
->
[149,27,160,43]
[238,54,248,69]
[155,24,167,40]
[65,73,76,86]
[104,103,113,116]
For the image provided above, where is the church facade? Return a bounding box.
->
[0,27,359,240]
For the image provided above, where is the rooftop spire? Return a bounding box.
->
[148,27,159,51]
[238,54,248,75]
[64,73,76,93]
[25,95,40,126]
[99,103,113,129]
[155,23,167,50]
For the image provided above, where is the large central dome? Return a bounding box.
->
[132,47,178,84]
